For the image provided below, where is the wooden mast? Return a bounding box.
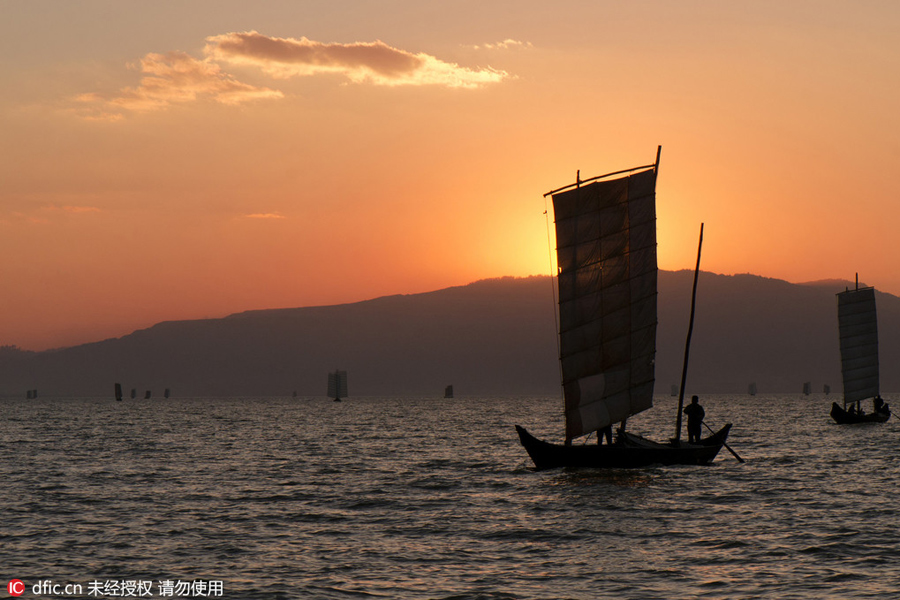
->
[674,222,704,444]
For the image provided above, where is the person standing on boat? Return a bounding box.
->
[597,424,613,445]
[683,396,705,443]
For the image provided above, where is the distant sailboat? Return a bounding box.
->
[130,388,137,399]
[444,385,454,398]
[670,384,678,397]
[748,382,757,396]
[515,147,734,470]
[144,390,152,400]
[802,382,811,396]
[115,383,123,402]
[327,370,348,402]
[164,388,170,399]
[831,276,890,424]
[824,384,831,395]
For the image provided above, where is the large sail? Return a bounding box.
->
[837,287,879,404]
[552,167,657,440]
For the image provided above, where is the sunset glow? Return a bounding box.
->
[2,2,899,350]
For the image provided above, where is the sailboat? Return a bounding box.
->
[670,384,678,397]
[830,277,890,424]
[445,385,454,398]
[748,382,757,396]
[516,147,732,470]
[115,383,123,402]
[802,382,811,396]
[327,370,348,402]
[824,384,831,395]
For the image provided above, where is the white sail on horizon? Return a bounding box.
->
[552,167,657,440]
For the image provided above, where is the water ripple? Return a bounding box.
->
[2,394,900,598]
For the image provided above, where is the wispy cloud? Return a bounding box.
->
[1,205,102,225]
[60,205,103,214]
[39,205,103,214]
[75,51,283,119]
[472,39,533,51]
[243,213,287,220]
[205,31,509,88]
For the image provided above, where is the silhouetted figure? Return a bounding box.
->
[874,396,890,414]
[597,424,613,445]
[683,395,705,444]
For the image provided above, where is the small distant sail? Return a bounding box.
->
[164,388,170,399]
[824,384,831,395]
[327,370,348,402]
[748,382,757,396]
[445,385,454,398]
[144,390,152,399]
[115,383,123,402]
[292,390,298,398]
[130,388,137,399]
[26,390,32,399]
[670,384,678,397]
[802,382,811,395]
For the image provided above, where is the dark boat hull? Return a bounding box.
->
[830,402,890,424]
[515,423,732,471]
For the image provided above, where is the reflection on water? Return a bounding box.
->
[1,393,899,599]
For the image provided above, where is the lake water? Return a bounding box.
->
[2,393,899,599]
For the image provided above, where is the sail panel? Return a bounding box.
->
[553,167,658,440]
[600,231,628,261]
[837,288,879,403]
[601,279,631,315]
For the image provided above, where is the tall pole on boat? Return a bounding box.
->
[674,222,704,444]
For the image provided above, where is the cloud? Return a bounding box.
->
[41,205,103,214]
[205,31,508,88]
[74,32,510,119]
[243,213,286,219]
[472,39,533,51]
[0,205,101,225]
[75,51,283,118]
[61,205,103,214]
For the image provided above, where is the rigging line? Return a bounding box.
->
[543,163,656,197]
[544,197,564,403]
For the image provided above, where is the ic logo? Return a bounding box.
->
[8,579,25,596]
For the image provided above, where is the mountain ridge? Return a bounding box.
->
[2,272,898,397]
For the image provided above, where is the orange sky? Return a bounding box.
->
[2,1,899,351]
